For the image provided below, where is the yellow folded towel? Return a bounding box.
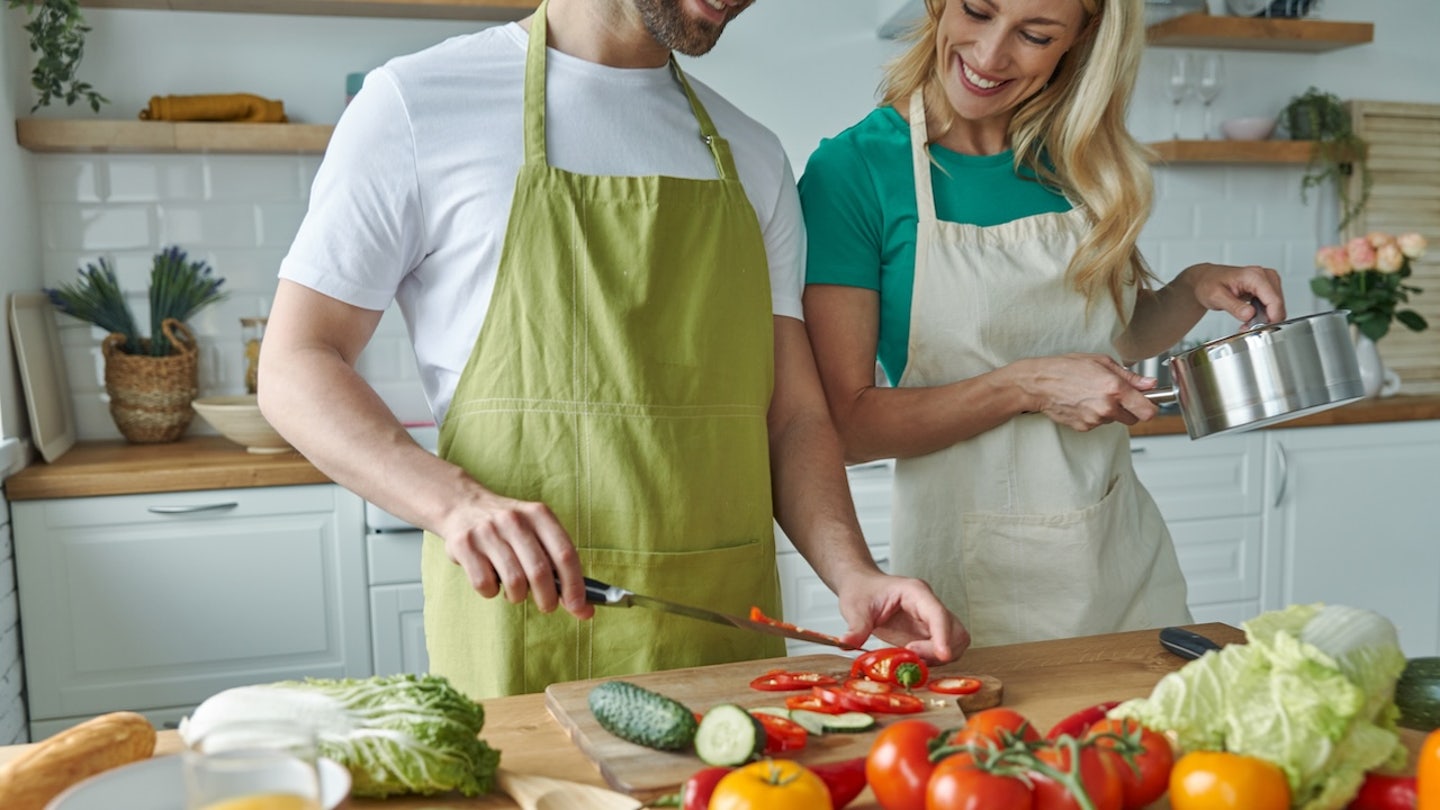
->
[139,93,287,123]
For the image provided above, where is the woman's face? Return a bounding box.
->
[935,0,1089,127]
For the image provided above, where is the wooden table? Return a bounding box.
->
[0,623,1420,808]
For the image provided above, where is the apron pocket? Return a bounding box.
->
[959,470,1159,646]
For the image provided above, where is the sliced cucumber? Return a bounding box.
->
[789,708,876,735]
[749,706,792,720]
[695,703,765,766]
[821,711,878,733]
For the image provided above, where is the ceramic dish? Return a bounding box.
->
[45,755,350,810]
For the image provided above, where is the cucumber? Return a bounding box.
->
[749,706,792,720]
[587,680,698,751]
[790,708,876,735]
[695,704,765,766]
[1396,657,1440,731]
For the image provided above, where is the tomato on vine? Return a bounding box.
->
[1085,718,1174,810]
[867,718,941,810]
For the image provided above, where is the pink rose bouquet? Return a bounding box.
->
[1311,231,1429,341]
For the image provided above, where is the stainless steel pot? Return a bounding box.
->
[1145,310,1364,439]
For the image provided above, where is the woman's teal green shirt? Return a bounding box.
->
[798,106,1072,384]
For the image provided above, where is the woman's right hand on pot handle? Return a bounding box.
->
[1009,354,1160,431]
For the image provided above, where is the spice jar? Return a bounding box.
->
[241,317,268,394]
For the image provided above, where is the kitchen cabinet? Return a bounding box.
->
[775,461,893,657]
[367,530,429,676]
[78,0,536,21]
[1264,420,1440,657]
[12,483,371,740]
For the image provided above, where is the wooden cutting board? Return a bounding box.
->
[544,653,1002,801]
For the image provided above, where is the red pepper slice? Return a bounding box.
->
[1046,700,1123,741]
[808,757,869,810]
[749,671,840,692]
[928,676,983,695]
[751,711,809,753]
[784,693,848,714]
[815,684,924,714]
[843,678,894,695]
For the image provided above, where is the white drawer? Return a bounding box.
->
[1170,515,1263,605]
[367,530,424,585]
[16,485,339,529]
[1131,433,1264,521]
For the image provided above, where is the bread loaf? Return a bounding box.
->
[0,711,156,810]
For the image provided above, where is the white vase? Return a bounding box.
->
[1352,329,1402,398]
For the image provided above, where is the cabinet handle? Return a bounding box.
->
[847,460,892,472]
[1130,446,1146,454]
[873,557,890,566]
[1273,442,1289,508]
[147,502,239,515]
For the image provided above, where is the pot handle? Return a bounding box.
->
[1144,387,1179,406]
[1243,297,1271,331]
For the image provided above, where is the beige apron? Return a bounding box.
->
[421,0,785,699]
[891,91,1191,648]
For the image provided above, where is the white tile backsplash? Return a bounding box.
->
[35,152,430,438]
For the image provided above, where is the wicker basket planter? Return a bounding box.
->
[102,318,198,443]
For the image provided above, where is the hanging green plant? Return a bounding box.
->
[6,0,108,112]
[1279,86,1370,232]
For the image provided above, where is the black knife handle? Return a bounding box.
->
[1160,626,1223,660]
[553,575,625,606]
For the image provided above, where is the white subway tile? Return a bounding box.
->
[1196,202,1258,239]
[35,157,104,203]
[158,203,259,247]
[205,156,305,201]
[106,156,207,203]
[1142,201,1195,240]
[1227,166,1303,201]
[255,202,308,248]
[41,204,153,252]
[1153,165,1227,201]
[1256,202,1318,239]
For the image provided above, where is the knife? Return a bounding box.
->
[575,575,866,652]
[1159,626,1224,660]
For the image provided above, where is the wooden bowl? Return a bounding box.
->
[191,395,293,454]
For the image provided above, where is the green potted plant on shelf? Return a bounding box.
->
[1279,86,1370,231]
[5,0,108,112]
[46,247,226,443]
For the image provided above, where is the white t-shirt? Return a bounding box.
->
[280,23,805,424]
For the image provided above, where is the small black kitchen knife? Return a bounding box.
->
[1160,626,1223,660]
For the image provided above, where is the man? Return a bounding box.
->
[258,0,969,699]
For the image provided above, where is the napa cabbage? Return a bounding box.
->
[1111,603,1408,810]
[179,673,500,799]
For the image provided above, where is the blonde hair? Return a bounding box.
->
[881,0,1156,318]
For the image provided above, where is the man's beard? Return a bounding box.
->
[633,0,748,56]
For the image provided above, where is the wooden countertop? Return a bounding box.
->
[6,394,1439,500]
[0,623,1423,809]
[1130,392,1440,437]
[3,436,329,500]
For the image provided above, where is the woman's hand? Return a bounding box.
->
[1011,354,1159,431]
[1180,262,1288,324]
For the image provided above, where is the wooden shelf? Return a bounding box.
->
[1147,139,1317,164]
[78,0,537,21]
[1146,12,1373,52]
[16,118,333,154]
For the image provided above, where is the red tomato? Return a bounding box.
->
[1029,740,1124,810]
[866,719,941,810]
[926,754,1034,810]
[928,677,983,696]
[749,671,839,691]
[946,707,1041,750]
[1086,718,1174,810]
[752,711,808,753]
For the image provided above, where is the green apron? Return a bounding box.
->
[422,0,786,699]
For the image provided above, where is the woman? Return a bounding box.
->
[798,0,1286,647]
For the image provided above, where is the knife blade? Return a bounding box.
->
[576,576,865,652]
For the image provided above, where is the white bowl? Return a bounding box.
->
[191,394,293,454]
[1221,116,1278,141]
[45,754,350,810]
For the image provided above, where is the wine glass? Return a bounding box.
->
[1164,53,1195,140]
[1197,54,1224,140]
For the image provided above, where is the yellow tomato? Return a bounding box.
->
[1419,728,1440,810]
[1169,751,1290,810]
[708,759,831,810]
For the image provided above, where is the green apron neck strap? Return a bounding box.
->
[522,0,552,165]
[667,57,739,181]
[521,0,737,180]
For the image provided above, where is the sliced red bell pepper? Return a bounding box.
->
[809,756,869,809]
[928,676,983,695]
[751,711,809,753]
[784,693,848,714]
[749,670,839,692]
[814,684,924,714]
[843,678,894,695]
[849,647,929,688]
